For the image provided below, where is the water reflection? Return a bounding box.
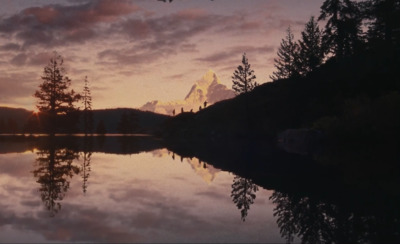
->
[231,176,259,221]
[271,190,400,243]
[33,145,80,216]
[81,151,91,194]
[81,136,93,194]
[0,135,399,242]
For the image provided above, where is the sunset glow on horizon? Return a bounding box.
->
[0,0,324,111]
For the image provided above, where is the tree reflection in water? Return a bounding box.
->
[231,175,259,221]
[81,136,93,194]
[33,145,80,216]
[270,190,400,243]
[81,151,91,194]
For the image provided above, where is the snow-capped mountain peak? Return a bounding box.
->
[140,70,235,115]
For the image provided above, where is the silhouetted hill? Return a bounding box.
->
[162,49,400,144]
[0,107,169,134]
[0,107,33,133]
[91,108,169,134]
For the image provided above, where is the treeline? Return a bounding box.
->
[162,0,400,145]
[0,107,169,135]
[230,0,400,93]
[0,51,169,135]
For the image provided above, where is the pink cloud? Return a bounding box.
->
[23,6,59,24]
[175,8,207,20]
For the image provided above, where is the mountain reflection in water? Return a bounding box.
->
[0,135,399,243]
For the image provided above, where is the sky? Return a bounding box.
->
[0,0,324,110]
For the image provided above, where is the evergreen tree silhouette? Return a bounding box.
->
[82,76,93,136]
[270,26,299,81]
[231,175,259,221]
[297,16,325,76]
[364,0,400,48]
[319,0,363,57]
[34,52,81,135]
[232,53,258,95]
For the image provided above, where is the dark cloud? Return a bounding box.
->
[195,45,274,64]
[9,51,54,66]
[0,0,140,48]
[97,7,270,67]
[97,47,172,67]
[164,73,186,80]
[0,43,21,52]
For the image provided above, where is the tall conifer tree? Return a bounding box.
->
[82,76,93,135]
[34,52,80,134]
[270,26,299,81]
[297,16,325,76]
[232,53,258,95]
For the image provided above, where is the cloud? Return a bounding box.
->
[195,45,274,64]
[0,0,140,48]
[9,51,55,66]
[0,43,21,52]
[0,73,38,104]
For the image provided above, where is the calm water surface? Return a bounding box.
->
[0,143,284,243]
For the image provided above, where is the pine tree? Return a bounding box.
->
[364,0,400,48]
[82,76,93,136]
[318,0,363,57]
[297,16,325,76]
[34,52,81,134]
[270,26,299,81]
[232,53,258,95]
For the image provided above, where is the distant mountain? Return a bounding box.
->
[162,50,400,143]
[90,108,169,134]
[140,70,235,115]
[0,107,33,133]
[0,107,169,134]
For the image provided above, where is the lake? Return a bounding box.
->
[0,135,398,243]
[0,136,287,243]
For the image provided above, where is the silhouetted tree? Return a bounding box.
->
[231,176,259,221]
[232,53,258,95]
[270,26,299,81]
[318,0,363,57]
[82,76,93,136]
[96,120,107,135]
[364,0,400,48]
[34,52,81,135]
[33,146,80,216]
[297,16,325,76]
